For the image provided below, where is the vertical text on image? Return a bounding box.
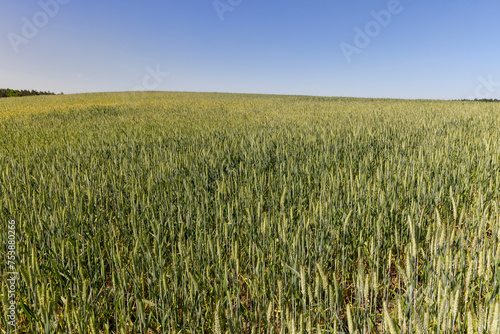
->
[6,219,18,330]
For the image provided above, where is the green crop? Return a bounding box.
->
[1,92,499,333]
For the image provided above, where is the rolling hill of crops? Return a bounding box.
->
[1,92,500,333]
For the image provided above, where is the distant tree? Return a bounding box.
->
[0,88,57,98]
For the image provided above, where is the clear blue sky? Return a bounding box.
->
[1,0,499,99]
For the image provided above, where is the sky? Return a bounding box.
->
[1,0,499,100]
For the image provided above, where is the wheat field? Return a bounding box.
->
[1,92,499,333]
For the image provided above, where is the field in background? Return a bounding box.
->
[1,92,500,333]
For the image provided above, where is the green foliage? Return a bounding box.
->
[0,88,56,98]
[0,92,499,333]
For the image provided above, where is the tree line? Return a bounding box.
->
[0,88,58,98]
[457,98,500,102]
